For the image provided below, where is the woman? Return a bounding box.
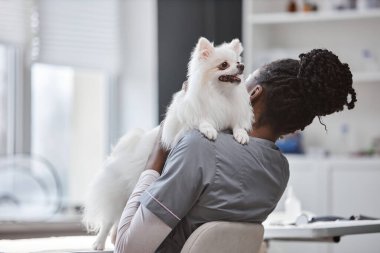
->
[114,49,357,253]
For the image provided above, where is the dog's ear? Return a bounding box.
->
[229,39,243,55]
[196,37,214,60]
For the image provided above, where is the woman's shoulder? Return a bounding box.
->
[178,130,214,150]
[170,130,216,166]
[179,130,239,151]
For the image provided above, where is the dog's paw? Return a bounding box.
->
[233,128,249,144]
[92,240,105,251]
[199,125,218,140]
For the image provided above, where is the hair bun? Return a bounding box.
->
[297,49,356,116]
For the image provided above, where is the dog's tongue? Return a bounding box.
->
[230,76,241,83]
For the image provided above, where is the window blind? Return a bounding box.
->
[36,0,121,73]
[0,0,29,46]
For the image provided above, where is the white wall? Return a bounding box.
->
[119,0,158,135]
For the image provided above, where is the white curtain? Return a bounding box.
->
[36,0,121,73]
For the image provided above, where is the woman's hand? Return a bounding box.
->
[144,124,170,175]
[145,79,186,174]
[182,80,188,92]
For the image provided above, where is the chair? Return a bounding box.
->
[180,221,264,253]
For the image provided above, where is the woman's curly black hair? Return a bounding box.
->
[254,49,357,135]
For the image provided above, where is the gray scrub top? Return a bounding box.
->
[140,130,289,253]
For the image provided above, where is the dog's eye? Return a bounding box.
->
[219,62,229,70]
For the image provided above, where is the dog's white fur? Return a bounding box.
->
[83,37,253,250]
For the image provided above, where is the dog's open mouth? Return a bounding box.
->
[218,74,241,83]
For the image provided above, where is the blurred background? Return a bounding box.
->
[0,0,379,252]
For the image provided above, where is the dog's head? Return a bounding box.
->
[188,37,244,86]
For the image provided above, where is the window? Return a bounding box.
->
[0,0,122,221]
[0,45,8,155]
[0,44,16,156]
[31,64,110,206]
[0,0,159,223]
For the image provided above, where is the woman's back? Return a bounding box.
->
[140,130,289,252]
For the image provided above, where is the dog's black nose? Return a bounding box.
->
[237,64,244,72]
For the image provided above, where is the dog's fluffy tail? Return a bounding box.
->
[82,128,145,233]
[110,128,145,157]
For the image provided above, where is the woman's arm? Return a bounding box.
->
[114,171,171,253]
[114,125,172,253]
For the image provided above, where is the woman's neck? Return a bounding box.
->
[248,125,279,143]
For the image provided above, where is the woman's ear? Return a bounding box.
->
[249,84,263,105]
[250,85,263,104]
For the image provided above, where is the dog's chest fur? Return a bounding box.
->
[162,79,252,147]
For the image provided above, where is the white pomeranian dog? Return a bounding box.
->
[83,37,253,250]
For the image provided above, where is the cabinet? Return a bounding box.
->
[269,156,380,253]
[242,0,380,156]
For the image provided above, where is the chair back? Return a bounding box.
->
[180,221,264,253]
